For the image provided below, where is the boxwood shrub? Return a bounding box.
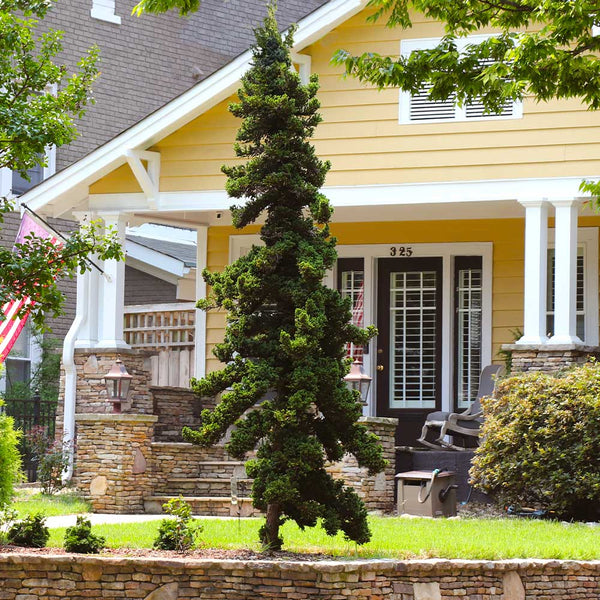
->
[470,362,600,521]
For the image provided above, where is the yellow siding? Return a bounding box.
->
[204,219,525,372]
[90,7,600,194]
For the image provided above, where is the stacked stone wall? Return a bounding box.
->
[73,414,157,513]
[326,416,398,513]
[504,344,600,373]
[152,387,202,442]
[0,555,599,599]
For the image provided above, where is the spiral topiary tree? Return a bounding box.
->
[184,6,386,551]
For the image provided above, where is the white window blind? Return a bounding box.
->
[399,36,522,124]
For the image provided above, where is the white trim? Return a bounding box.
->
[125,301,195,313]
[195,226,208,379]
[84,177,593,218]
[399,35,523,125]
[291,52,312,85]
[337,242,493,415]
[91,0,121,24]
[126,239,189,279]
[21,0,368,216]
[229,234,263,261]
[125,150,160,209]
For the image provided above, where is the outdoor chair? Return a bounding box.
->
[417,364,504,451]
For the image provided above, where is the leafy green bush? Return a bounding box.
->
[153,497,202,552]
[7,513,49,548]
[64,516,105,553]
[471,362,600,521]
[0,401,23,507]
[0,507,17,545]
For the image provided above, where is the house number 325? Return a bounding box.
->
[389,246,414,257]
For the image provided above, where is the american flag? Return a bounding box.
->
[0,213,59,362]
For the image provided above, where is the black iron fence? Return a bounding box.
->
[2,394,57,482]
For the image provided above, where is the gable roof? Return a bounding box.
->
[127,234,197,268]
[22,0,367,218]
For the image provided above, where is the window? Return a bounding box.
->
[337,258,365,363]
[399,36,523,124]
[0,146,55,197]
[454,257,483,410]
[91,0,121,24]
[546,248,585,340]
[3,323,32,397]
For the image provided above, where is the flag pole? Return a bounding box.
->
[21,205,107,276]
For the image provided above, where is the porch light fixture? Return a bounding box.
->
[344,359,372,405]
[104,359,133,413]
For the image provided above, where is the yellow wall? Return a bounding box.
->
[203,219,526,372]
[90,8,600,195]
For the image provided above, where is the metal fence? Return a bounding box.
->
[2,394,57,482]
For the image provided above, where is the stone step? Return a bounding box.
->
[155,477,253,497]
[144,495,261,517]
[196,461,247,478]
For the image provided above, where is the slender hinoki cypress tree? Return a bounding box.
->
[186,7,385,550]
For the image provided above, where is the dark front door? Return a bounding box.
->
[376,257,443,446]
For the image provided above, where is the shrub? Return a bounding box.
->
[0,402,23,507]
[0,507,18,545]
[25,426,69,495]
[7,513,49,548]
[471,362,600,521]
[153,497,202,552]
[64,516,105,553]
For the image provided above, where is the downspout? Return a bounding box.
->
[61,269,89,483]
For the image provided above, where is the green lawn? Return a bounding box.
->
[12,490,91,518]
[46,516,600,560]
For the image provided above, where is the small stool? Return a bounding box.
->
[396,470,457,517]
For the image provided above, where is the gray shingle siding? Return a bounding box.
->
[125,266,177,305]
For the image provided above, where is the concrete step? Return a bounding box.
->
[144,495,261,517]
[155,476,253,497]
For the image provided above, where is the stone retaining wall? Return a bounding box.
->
[0,555,599,599]
[503,343,600,373]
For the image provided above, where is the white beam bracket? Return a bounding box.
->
[125,149,160,209]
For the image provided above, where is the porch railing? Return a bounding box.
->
[124,302,196,388]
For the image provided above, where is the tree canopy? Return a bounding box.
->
[0,0,123,330]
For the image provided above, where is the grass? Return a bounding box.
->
[12,489,91,518]
[46,516,600,560]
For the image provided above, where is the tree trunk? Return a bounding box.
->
[263,502,282,551]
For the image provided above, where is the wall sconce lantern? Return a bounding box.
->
[344,359,372,405]
[104,359,133,413]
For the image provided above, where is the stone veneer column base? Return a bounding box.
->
[326,416,398,513]
[74,413,157,513]
[502,343,600,373]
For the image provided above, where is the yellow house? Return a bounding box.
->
[22,0,600,449]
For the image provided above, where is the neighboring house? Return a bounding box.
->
[21,0,600,451]
[0,0,326,394]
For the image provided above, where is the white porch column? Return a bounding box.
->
[96,213,129,350]
[517,199,549,345]
[549,199,582,344]
[194,225,208,380]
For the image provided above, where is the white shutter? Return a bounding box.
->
[409,83,457,122]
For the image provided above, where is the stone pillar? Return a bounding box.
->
[74,413,157,513]
[550,199,581,344]
[517,200,549,345]
[97,212,129,350]
[325,416,398,513]
[56,349,153,440]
